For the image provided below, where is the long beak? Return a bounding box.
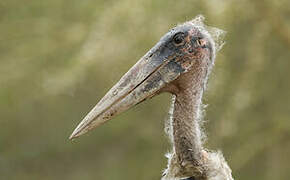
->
[69,44,184,139]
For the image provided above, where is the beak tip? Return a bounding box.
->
[69,132,77,140]
[69,127,83,140]
[69,134,76,140]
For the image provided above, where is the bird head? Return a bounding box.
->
[70,16,223,139]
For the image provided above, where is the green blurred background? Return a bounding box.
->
[0,0,289,179]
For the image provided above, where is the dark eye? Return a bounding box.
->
[173,33,185,46]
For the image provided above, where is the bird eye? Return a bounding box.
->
[173,33,185,46]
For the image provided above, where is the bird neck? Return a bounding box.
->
[171,60,209,171]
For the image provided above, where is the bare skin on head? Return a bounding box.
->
[70,15,233,180]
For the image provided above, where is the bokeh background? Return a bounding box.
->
[1,0,289,179]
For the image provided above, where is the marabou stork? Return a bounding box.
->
[70,16,234,180]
